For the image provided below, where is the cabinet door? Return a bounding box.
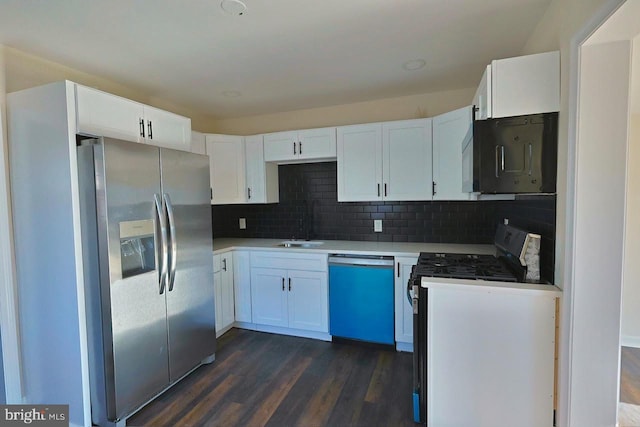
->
[287,270,328,332]
[432,107,473,201]
[220,254,235,330]
[472,65,491,120]
[233,251,252,323]
[206,134,246,204]
[395,257,417,345]
[213,255,223,333]
[263,131,298,162]
[382,119,432,201]
[245,135,279,203]
[297,127,337,161]
[337,124,383,201]
[491,51,560,118]
[190,131,207,155]
[143,106,191,150]
[250,268,288,327]
[75,84,144,142]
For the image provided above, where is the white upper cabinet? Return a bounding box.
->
[382,119,432,201]
[206,134,246,205]
[75,84,191,150]
[337,120,432,202]
[142,105,191,150]
[263,127,336,163]
[190,131,206,155]
[76,84,144,142]
[245,135,279,204]
[473,51,560,120]
[432,107,473,201]
[337,124,383,201]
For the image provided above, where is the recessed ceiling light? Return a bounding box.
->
[402,59,426,71]
[221,0,247,16]
[222,90,242,98]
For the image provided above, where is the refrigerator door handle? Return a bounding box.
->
[154,194,169,294]
[164,193,178,291]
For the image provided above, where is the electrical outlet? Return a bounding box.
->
[374,219,382,232]
[239,218,246,229]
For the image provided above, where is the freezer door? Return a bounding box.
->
[161,148,216,382]
[96,139,170,421]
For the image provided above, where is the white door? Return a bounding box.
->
[206,134,246,204]
[245,135,266,203]
[287,270,328,332]
[394,257,417,345]
[220,254,235,330]
[472,65,491,120]
[233,251,252,323]
[432,107,473,201]
[75,84,144,142]
[337,124,383,201]
[263,131,298,162]
[250,268,288,327]
[213,255,223,333]
[382,119,432,201]
[298,127,337,161]
[143,106,191,150]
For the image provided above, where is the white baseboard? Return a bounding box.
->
[396,342,413,353]
[234,322,332,342]
[621,335,640,348]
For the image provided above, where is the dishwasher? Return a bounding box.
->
[328,254,395,345]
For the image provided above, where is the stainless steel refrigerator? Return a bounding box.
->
[77,137,216,427]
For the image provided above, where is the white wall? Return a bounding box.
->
[621,36,640,347]
[0,45,23,403]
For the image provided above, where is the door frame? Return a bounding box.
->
[561,0,633,425]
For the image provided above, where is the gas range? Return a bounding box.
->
[411,252,519,283]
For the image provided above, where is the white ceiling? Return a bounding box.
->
[0,0,552,119]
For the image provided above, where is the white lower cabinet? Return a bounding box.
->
[213,252,235,336]
[395,256,417,350]
[250,252,328,333]
[233,250,252,323]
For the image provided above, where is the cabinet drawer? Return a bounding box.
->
[250,251,327,272]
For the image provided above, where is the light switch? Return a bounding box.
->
[374,219,382,232]
[239,218,246,229]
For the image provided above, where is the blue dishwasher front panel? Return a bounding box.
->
[329,264,395,344]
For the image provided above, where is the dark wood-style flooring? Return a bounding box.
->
[128,329,415,427]
[621,346,640,405]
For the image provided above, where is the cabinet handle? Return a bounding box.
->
[299,141,302,155]
[247,187,251,200]
[288,277,292,291]
[432,182,437,196]
[210,188,213,201]
[293,141,297,155]
[147,121,153,139]
[282,277,285,291]
[495,145,503,178]
[222,258,227,271]
[397,262,400,278]
[384,183,387,197]
[377,183,380,197]
[139,118,145,138]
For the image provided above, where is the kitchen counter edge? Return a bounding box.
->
[213,238,496,258]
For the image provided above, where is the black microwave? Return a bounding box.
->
[462,112,558,194]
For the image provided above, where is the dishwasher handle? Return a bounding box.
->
[328,254,394,267]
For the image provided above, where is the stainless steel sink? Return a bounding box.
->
[277,240,324,248]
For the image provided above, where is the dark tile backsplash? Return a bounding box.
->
[212,162,557,283]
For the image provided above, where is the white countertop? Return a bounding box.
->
[421,276,561,296]
[213,237,496,258]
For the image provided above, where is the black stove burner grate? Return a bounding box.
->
[411,252,520,283]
